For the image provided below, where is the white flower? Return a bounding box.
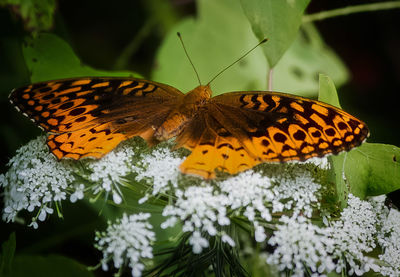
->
[219,170,274,221]
[302,157,330,170]
[329,194,378,275]
[272,170,321,217]
[218,171,275,242]
[265,194,400,276]
[161,185,230,253]
[70,184,85,203]
[161,168,324,253]
[254,222,267,243]
[189,231,210,254]
[95,213,155,277]
[134,147,183,198]
[1,136,77,226]
[267,215,336,277]
[87,142,135,204]
[221,233,236,247]
[376,208,400,276]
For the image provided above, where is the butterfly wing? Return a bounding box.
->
[178,91,369,179]
[176,109,261,179]
[10,77,184,159]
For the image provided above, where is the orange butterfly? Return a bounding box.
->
[10,77,368,179]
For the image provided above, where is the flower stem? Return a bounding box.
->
[303,1,400,23]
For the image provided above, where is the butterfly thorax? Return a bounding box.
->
[154,85,212,141]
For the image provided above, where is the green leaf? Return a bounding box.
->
[318,73,341,108]
[0,233,16,276]
[22,33,140,83]
[0,0,56,33]
[273,24,349,97]
[9,255,94,277]
[240,0,311,68]
[153,0,347,98]
[328,152,348,207]
[342,143,400,197]
[317,74,350,205]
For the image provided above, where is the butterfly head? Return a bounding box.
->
[185,84,212,103]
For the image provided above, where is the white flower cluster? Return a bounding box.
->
[0,136,78,228]
[87,142,135,204]
[1,136,139,226]
[95,213,155,277]
[219,171,275,242]
[161,169,321,253]
[3,136,400,277]
[272,170,321,217]
[303,156,330,170]
[267,194,400,277]
[134,147,183,202]
[161,185,231,253]
[330,194,381,275]
[267,215,336,276]
[377,207,400,276]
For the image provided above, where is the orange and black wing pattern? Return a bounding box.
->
[10,77,184,159]
[178,91,369,179]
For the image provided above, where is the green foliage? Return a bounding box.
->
[153,0,347,98]
[0,219,94,277]
[153,0,267,94]
[240,0,310,68]
[9,255,94,277]
[0,233,16,276]
[0,0,56,33]
[318,73,342,108]
[273,23,349,97]
[23,33,140,83]
[341,143,400,197]
[147,232,248,277]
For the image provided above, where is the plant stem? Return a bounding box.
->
[303,1,400,23]
[267,68,273,91]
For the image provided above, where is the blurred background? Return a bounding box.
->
[0,0,399,275]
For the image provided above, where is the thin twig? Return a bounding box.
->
[303,1,400,23]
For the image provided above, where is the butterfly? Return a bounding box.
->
[9,77,369,179]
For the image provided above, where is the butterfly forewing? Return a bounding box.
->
[216,91,369,158]
[10,77,184,159]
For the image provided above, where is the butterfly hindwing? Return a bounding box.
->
[10,77,184,159]
[177,110,260,179]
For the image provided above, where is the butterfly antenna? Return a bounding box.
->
[207,38,268,86]
[177,32,202,86]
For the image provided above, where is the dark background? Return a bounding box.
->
[0,0,399,275]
